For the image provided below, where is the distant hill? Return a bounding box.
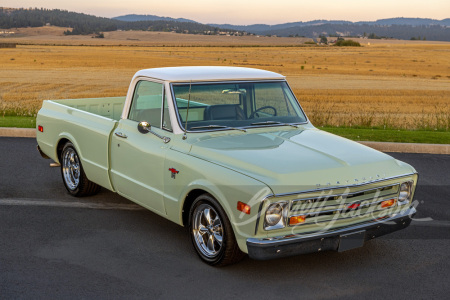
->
[209,18,450,41]
[208,20,352,32]
[0,7,118,34]
[362,17,450,26]
[0,8,241,36]
[210,18,450,33]
[265,24,450,41]
[113,14,197,23]
[1,8,449,41]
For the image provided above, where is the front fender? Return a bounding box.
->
[163,149,272,253]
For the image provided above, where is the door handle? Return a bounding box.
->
[115,132,128,139]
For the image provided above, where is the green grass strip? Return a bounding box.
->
[321,127,450,144]
[0,116,36,128]
[1,116,449,144]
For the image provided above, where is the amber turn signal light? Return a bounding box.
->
[237,201,251,214]
[381,198,396,208]
[289,215,306,226]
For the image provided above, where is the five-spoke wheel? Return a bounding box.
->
[189,194,245,266]
[192,204,224,258]
[60,142,100,197]
[62,147,81,191]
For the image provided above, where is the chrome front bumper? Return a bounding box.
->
[247,206,416,260]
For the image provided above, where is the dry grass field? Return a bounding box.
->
[1,26,313,46]
[0,28,449,130]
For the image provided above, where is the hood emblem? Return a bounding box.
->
[316,174,385,188]
[169,168,179,179]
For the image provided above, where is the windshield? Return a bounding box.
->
[171,81,307,131]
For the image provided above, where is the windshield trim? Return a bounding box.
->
[169,79,310,133]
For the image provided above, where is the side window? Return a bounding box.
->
[128,81,163,128]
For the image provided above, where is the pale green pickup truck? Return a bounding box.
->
[36,66,418,266]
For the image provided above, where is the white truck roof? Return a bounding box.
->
[133,66,285,82]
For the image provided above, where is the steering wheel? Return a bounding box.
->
[249,106,277,119]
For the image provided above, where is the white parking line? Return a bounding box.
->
[2,198,448,227]
[0,198,145,211]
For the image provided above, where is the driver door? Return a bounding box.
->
[110,80,172,214]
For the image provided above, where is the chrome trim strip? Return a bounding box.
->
[167,77,286,83]
[247,206,416,246]
[265,173,416,200]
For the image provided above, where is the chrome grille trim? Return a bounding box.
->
[289,205,398,226]
[290,190,399,212]
[287,182,400,226]
[255,173,417,234]
[290,183,399,207]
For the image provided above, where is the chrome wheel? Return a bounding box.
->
[192,204,224,258]
[62,147,80,190]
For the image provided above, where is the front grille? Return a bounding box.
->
[289,183,400,227]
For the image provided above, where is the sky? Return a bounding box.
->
[2,0,449,25]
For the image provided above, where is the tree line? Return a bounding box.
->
[0,8,242,35]
[266,23,450,42]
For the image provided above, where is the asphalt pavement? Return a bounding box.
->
[1,137,449,299]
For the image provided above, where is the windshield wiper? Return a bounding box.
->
[190,125,247,132]
[250,121,299,128]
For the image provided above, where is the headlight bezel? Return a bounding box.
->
[398,181,413,205]
[264,201,288,230]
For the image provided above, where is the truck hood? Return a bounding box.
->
[188,128,415,195]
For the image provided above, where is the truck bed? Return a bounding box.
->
[36,97,127,191]
[53,97,125,121]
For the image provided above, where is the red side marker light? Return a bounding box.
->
[347,203,360,210]
[237,201,251,214]
[381,198,396,208]
[38,125,44,132]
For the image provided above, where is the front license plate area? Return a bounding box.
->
[338,230,366,252]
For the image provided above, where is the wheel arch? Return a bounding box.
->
[55,132,82,163]
[182,189,209,227]
[179,182,237,229]
[56,138,70,162]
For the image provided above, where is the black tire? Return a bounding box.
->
[188,194,245,266]
[60,142,100,197]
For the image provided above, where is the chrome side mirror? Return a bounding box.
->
[137,121,171,144]
[138,121,150,134]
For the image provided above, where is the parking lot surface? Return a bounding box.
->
[1,137,449,299]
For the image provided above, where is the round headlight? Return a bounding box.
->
[265,203,284,227]
[399,182,412,202]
